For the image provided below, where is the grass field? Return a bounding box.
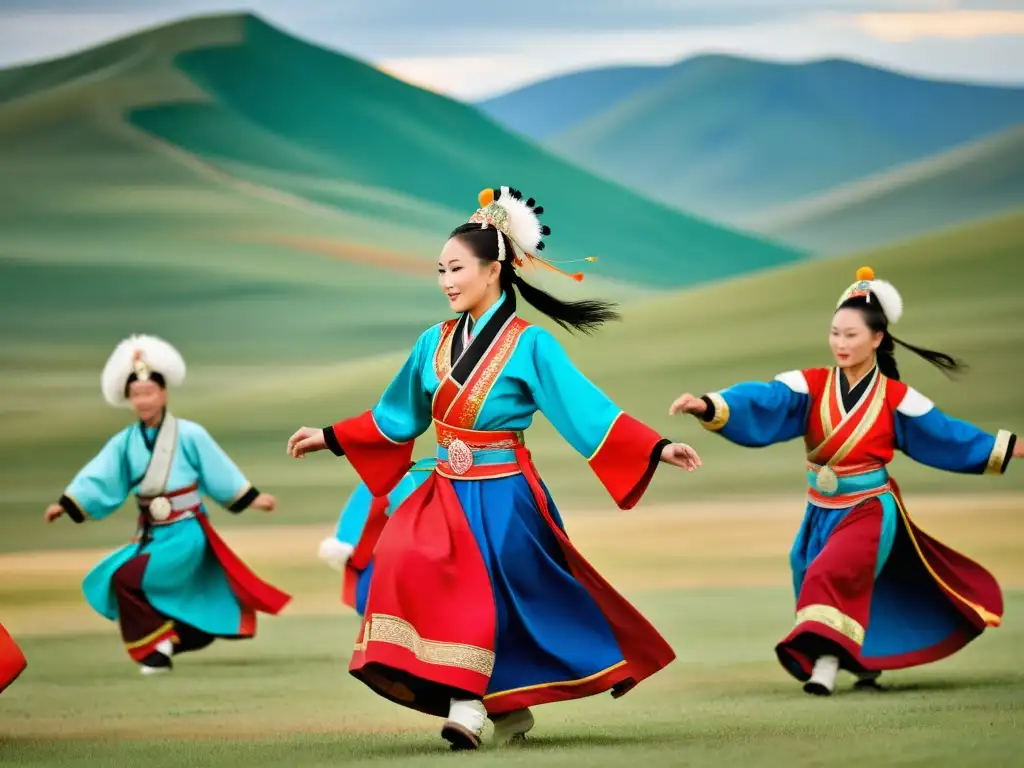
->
[3,209,1023,555]
[3,496,1022,766]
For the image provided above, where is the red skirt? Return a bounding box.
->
[777,482,1002,679]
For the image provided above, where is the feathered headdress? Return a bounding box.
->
[836,266,903,325]
[101,334,186,407]
[468,187,595,282]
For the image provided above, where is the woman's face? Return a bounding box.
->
[830,307,883,368]
[437,237,500,315]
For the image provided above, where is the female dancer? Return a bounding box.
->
[670,267,1020,695]
[288,187,700,749]
[45,334,291,674]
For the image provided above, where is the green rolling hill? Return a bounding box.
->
[3,205,1021,553]
[747,125,1024,253]
[531,56,1024,223]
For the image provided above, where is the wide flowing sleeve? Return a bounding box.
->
[524,328,669,510]
[58,430,132,523]
[698,370,813,447]
[322,326,437,496]
[181,421,260,512]
[893,386,1016,475]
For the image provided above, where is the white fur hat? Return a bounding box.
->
[101,334,186,407]
[835,266,903,325]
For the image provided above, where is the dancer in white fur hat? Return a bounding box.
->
[44,334,291,674]
[670,266,1021,696]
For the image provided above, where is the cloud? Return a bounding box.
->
[851,10,1024,41]
[1,1,1021,99]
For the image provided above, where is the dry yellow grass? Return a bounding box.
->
[4,493,1021,637]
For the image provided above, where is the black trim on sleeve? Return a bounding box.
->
[228,486,260,513]
[1001,434,1017,474]
[59,494,86,524]
[323,426,345,457]
[699,396,716,422]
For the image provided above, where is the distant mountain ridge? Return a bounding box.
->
[0,12,805,288]
[478,55,1024,224]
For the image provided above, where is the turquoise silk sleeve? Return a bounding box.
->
[893,387,1016,475]
[180,421,258,512]
[523,327,624,457]
[60,430,132,523]
[370,326,437,444]
[701,371,812,447]
[522,327,668,510]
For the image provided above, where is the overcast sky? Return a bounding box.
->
[1,1,1022,99]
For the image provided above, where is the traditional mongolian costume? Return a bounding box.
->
[53,335,290,673]
[314,188,676,748]
[0,623,28,694]
[693,268,1013,694]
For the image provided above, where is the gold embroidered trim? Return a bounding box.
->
[819,368,835,434]
[484,659,628,700]
[807,370,884,465]
[795,604,865,645]
[700,392,729,431]
[125,621,176,650]
[433,422,524,450]
[354,613,495,676]
[828,374,887,466]
[986,429,1013,475]
[447,318,526,428]
[434,320,458,380]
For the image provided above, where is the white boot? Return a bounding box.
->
[492,707,535,745]
[803,654,839,696]
[441,698,486,750]
[139,639,174,676]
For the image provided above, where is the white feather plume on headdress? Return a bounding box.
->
[467,187,593,281]
[492,186,543,254]
[101,334,186,407]
[836,267,904,325]
[865,279,903,325]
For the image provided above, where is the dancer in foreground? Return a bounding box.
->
[289,187,700,750]
[0,623,27,694]
[671,267,1019,695]
[45,334,291,674]
[318,458,436,615]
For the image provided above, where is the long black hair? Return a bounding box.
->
[448,222,619,335]
[837,295,964,381]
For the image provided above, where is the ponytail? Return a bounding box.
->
[450,222,620,335]
[838,296,966,380]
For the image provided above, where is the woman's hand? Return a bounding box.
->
[43,503,64,524]
[287,427,326,458]
[250,493,277,512]
[660,443,702,471]
[1013,439,1024,459]
[669,393,707,417]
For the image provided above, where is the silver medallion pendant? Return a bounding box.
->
[447,439,474,476]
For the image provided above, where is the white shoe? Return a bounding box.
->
[803,654,839,696]
[492,707,534,744]
[441,698,486,750]
[139,639,174,676]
